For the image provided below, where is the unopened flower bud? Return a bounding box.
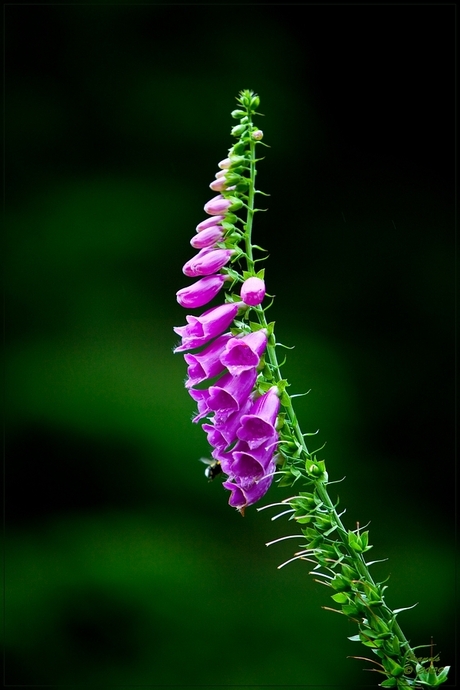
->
[218,158,231,169]
[231,124,247,137]
[190,225,224,248]
[231,109,246,119]
[252,130,264,141]
[209,177,229,192]
[183,248,234,277]
[196,216,224,232]
[240,276,266,306]
[204,195,233,215]
[176,275,227,309]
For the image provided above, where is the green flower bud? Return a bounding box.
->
[231,124,247,137]
[231,109,246,119]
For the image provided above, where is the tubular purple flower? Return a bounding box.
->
[223,458,276,512]
[183,248,234,278]
[203,397,253,449]
[173,302,242,352]
[190,226,224,249]
[220,329,268,375]
[183,332,233,388]
[240,276,266,306]
[236,387,280,449]
[176,274,227,309]
[196,216,225,232]
[207,368,257,420]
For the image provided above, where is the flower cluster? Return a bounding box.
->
[174,90,280,514]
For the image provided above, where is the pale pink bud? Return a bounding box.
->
[240,277,266,306]
[190,225,224,249]
[252,130,264,140]
[204,195,233,215]
[215,170,226,179]
[209,177,228,192]
[196,216,224,232]
[218,158,231,169]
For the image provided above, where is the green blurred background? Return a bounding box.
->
[5,4,455,687]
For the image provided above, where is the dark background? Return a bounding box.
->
[4,3,455,687]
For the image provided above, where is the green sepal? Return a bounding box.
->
[331,592,349,604]
[381,657,405,678]
[380,678,398,688]
[330,574,352,592]
[342,603,359,617]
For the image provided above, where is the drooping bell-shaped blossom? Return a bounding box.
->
[183,248,234,277]
[203,396,253,449]
[236,386,280,449]
[176,274,227,309]
[230,438,277,479]
[190,225,224,249]
[183,332,233,388]
[196,216,225,232]
[207,368,257,421]
[240,276,266,306]
[223,456,277,512]
[174,302,242,352]
[220,329,268,375]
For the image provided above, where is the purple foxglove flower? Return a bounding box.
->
[188,387,211,422]
[176,274,226,309]
[196,216,225,232]
[240,276,266,306]
[220,329,268,375]
[204,195,233,215]
[223,458,276,512]
[183,332,233,388]
[236,386,280,449]
[230,438,277,478]
[203,396,253,450]
[183,248,234,278]
[190,225,224,249]
[207,368,257,420]
[173,302,242,352]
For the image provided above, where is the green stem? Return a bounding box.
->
[242,105,415,672]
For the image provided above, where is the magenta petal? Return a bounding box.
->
[223,459,276,510]
[190,226,224,249]
[240,276,266,306]
[204,195,233,215]
[173,302,241,352]
[196,216,225,232]
[183,332,233,387]
[207,369,257,420]
[220,330,268,375]
[237,387,280,448]
[183,248,233,277]
[176,275,226,309]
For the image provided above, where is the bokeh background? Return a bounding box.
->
[4,4,455,687]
